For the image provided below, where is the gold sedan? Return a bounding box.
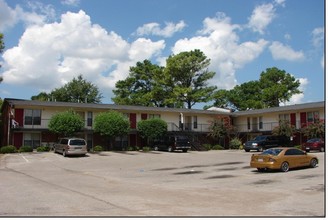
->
[250,147,318,172]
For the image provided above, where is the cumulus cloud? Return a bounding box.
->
[248,3,276,34]
[171,12,268,90]
[283,77,308,105]
[1,10,165,97]
[61,0,80,7]
[311,27,324,48]
[269,41,305,61]
[135,20,186,38]
[0,0,56,31]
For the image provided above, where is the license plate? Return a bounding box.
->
[74,147,82,150]
[257,158,263,162]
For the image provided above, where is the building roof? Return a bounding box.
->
[4,98,230,116]
[232,101,325,117]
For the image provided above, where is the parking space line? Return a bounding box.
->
[20,154,30,163]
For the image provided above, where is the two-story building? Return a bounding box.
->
[1,98,325,150]
[1,98,231,150]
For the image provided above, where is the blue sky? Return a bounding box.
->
[0,0,324,108]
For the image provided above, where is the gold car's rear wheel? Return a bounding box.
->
[280,161,289,172]
[310,158,318,168]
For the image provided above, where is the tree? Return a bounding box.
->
[32,75,103,103]
[112,60,167,107]
[211,67,301,110]
[48,110,84,136]
[93,111,130,150]
[137,118,167,145]
[164,49,217,109]
[260,67,301,107]
[301,120,325,138]
[272,120,295,137]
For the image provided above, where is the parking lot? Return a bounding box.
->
[0,150,325,217]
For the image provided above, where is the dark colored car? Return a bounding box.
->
[302,138,325,152]
[243,135,290,152]
[152,135,191,152]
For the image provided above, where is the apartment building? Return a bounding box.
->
[1,98,324,149]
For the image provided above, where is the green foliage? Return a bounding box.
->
[212,144,224,150]
[137,118,167,141]
[301,120,325,138]
[19,146,33,152]
[36,146,50,152]
[0,145,17,154]
[32,75,103,103]
[272,120,295,137]
[94,111,130,137]
[211,67,301,110]
[48,110,84,136]
[127,146,139,151]
[229,138,242,149]
[93,145,103,152]
[141,146,151,152]
[202,144,212,151]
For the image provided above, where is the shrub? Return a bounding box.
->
[93,145,103,152]
[0,145,17,154]
[19,146,33,153]
[212,144,224,150]
[127,146,138,151]
[142,146,151,152]
[229,138,242,149]
[36,146,50,152]
[202,144,212,150]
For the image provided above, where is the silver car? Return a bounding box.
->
[54,138,87,157]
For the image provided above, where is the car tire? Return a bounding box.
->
[182,149,188,153]
[310,158,318,168]
[257,168,265,172]
[63,150,66,157]
[245,149,250,152]
[280,161,289,172]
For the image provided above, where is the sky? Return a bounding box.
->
[0,0,324,109]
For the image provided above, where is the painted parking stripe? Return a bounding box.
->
[20,154,30,163]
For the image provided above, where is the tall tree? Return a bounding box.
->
[210,67,301,110]
[31,75,103,103]
[164,49,217,109]
[112,60,167,107]
[260,67,301,107]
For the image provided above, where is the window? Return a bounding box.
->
[149,114,160,119]
[279,114,290,122]
[193,116,198,129]
[247,117,251,130]
[24,109,41,125]
[285,149,304,156]
[87,111,93,126]
[24,133,40,148]
[307,111,319,123]
[259,116,263,129]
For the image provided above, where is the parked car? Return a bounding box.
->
[302,138,325,152]
[54,138,87,157]
[250,147,318,172]
[243,135,290,152]
[152,135,191,152]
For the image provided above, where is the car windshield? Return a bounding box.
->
[70,139,86,145]
[308,138,320,143]
[261,148,283,156]
[254,136,267,141]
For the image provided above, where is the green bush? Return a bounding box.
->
[19,146,33,152]
[36,146,50,152]
[1,145,17,154]
[127,146,139,151]
[212,144,224,150]
[142,146,151,152]
[202,144,212,150]
[294,145,301,149]
[229,138,242,149]
[93,145,103,152]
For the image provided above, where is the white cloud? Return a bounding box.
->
[0,0,56,31]
[269,41,305,61]
[248,3,275,34]
[135,20,186,37]
[1,10,165,98]
[61,0,80,7]
[283,77,308,105]
[312,27,324,48]
[171,12,268,90]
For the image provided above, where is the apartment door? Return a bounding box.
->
[252,117,258,131]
